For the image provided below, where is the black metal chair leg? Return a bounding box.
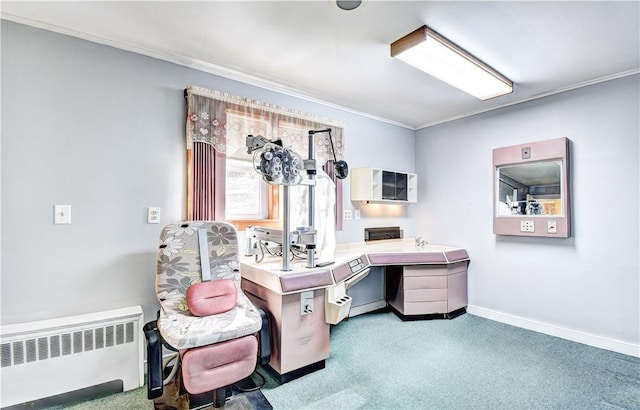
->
[212,387,227,408]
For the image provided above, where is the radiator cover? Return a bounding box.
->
[0,306,144,408]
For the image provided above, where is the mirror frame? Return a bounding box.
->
[493,137,571,237]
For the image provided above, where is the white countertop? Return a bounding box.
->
[240,238,469,295]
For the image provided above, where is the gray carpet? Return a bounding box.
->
[260,312,639,410]
[44,312,640,409]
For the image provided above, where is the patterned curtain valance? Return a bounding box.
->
[185,86,345,165]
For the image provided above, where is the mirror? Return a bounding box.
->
[493,137,570,237]
[497,160,563,217]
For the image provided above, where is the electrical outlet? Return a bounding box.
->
[300,291,314,315]
[547,220,557,234]
[147,207,161,224]
[520,220,535,232]
[343,209,352,220]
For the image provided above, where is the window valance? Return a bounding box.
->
[185,86,345,165]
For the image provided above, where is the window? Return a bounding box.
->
[184,86,344,231]
[225,158,281,231]
[225,158,268,220]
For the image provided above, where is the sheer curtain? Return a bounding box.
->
[185,86,345,230]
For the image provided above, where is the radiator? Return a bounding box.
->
[0,306,144,408]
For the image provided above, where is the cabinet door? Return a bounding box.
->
[382,171,396,200]
[382,171,408,200]
[395,173,408,201]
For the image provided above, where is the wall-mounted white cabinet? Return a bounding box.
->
[350,167,417,204]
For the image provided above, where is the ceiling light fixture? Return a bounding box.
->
[391,26,513,100]
[336,0,362,11]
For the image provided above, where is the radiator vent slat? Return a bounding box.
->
[0,321,138,368]
[1,344,11,367]
[105,325,114,347]
[50,335,61,358]
[84,330,94,351]
[116,323,124,345]
[95,328,104,349]
[38,337,48,360]
[73,331,82,354]
[126,322,134,343]
[62,333,72,356]
[13,341,24,365]
[26,339,37,363]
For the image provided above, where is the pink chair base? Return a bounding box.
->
[180,336,258,395]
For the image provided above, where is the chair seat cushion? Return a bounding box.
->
[180,335,258,394]
[186,279,237,317]
[158,289,262,350]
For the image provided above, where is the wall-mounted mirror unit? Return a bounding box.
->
[493,137,570,237]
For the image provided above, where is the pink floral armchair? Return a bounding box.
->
[144,221,269,408]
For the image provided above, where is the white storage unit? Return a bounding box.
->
[350,167,417,203]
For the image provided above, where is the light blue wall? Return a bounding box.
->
[3,20,637,352]
[0,21,415,325]
[415,75,640,347]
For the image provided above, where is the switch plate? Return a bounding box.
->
[147,207,161,224]
[343,209,352,220]
[354,209,361,220]
[520,220,535,232]
[521,146,531,159]
[300,290,314,315]
[547,220,557,234]
[54,205,71,224]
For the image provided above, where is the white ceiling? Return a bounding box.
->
[2,1,639,129]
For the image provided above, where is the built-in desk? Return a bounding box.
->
[240,238,470,383]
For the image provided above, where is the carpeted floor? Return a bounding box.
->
[260,312,639,409]
[43,312,640,409]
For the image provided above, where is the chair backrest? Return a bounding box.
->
[156,221,241,302]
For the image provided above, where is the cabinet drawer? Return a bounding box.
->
[448,261,468,275]
[404,275,447,289]
[403,265,448,277]
[404,288,447,302]
[404,301,447,315]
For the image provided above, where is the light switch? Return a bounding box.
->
[54,205,71,224]
[547,220,557,234]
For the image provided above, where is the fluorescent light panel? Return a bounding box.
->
[391,26,513,100]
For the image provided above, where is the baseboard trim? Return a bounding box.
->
[467,305,639,358]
